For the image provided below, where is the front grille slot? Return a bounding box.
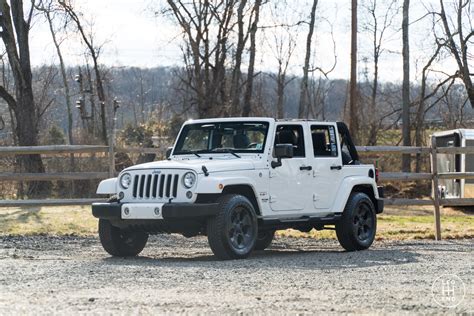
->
[139,175,145,197]
[159,174,165,197]
[132,175,139,197]
[165,174,172,197]
[152,175,158,198]
[173,174,179,197]
[131,171,180,199]
[145,175,152,198]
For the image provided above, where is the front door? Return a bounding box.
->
[309,124,344,210]
[269,124,313,211]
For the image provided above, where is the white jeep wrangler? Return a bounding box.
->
[93,118,384,260]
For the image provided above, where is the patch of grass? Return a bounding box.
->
[0,205,472,240]
[0,205,97,235]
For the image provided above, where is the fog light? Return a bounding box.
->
[154,207,160,216]
[118,191,125,199]
[124,207,130,216]
[186,191,193,199]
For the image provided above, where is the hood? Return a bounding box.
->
[124,157,256,174]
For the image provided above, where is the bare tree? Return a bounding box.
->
[36,0,74,146]
[361,0,399,145]
[165,0,235,118]
[438,0,474,108]
[298,0,318,118]
[401,0,410,172]
[0,0,49,196]
[242,0,263,117]
[265,2,298,118]
[230,0,248,114]
[59,0,108,144]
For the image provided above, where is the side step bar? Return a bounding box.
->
[258,213,342,231]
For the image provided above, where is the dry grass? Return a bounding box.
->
[0,204,472,240]
[0,205,97,236]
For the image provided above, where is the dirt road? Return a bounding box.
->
[0,235,472,314]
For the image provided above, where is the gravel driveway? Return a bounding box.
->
[0,235,472,315]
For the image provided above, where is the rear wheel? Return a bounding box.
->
[336,192,376,251]
[207,194,258,260]
[98,219,148,257]
[254,230,275,250]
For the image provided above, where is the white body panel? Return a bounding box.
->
[97,178,117,194]
[97,117,379,220]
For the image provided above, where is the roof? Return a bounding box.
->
[432,129,474,140]
[183,117,337,124]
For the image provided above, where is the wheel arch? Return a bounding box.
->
[351,184,377,208]
[333,176,379,213]
[221,184,261,216]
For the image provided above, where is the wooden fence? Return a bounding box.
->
[1,142,474,240]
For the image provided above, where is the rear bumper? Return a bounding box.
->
[92,202,220,220]
[376,186,384,214]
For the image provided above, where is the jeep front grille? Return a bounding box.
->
[132,173,180,199]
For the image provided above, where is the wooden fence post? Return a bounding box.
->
[430,136,442,240]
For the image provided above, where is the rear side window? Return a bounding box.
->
[311,125,338,157]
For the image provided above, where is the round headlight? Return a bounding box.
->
[120,173,132,189]
[182,172,196,188]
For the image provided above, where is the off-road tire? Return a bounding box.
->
[254,230,275,250]
[207,194,258,260]
[98,219,148,257]
[336,192,377,251]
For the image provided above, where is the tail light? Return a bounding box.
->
[375,168,380,183]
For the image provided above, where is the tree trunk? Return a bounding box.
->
[401,0,411,172]
[242,0,262,117]
[298,0,318,119]
[0,0,49,197]
[230,0,247,114]
[367,27,379,146]
[349,0,359,144]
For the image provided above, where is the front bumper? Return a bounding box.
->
[92,202,220,220]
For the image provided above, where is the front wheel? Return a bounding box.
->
[207,194,258,260]
[336,192,377,251]
[98,219,148,257]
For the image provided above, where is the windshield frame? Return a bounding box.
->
[172,121,270,155]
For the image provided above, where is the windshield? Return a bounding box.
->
[173,121,269,155]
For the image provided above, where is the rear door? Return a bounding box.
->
[269,123,313,211]
[309,124,344,210]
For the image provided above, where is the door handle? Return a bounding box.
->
[330,165,342,170]
[300,166,312,171]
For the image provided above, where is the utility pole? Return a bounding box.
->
[349,0,359,144]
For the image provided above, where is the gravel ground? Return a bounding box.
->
[0,235,472,315]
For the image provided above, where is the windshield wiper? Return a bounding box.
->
[211,148,241,158]
[180,150,201,157]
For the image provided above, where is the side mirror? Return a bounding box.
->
[271,144,293,168]
[166,147,173,159]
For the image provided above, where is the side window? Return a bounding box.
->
[311,125,338,157]
[275,125,305,157]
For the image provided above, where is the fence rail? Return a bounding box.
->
[1,142,473,240]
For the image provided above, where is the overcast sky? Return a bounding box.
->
[28,0,460,82]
